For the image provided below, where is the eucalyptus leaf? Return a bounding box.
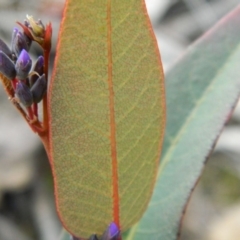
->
[49,0,165,238]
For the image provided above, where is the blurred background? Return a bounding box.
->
[0,0,239,240]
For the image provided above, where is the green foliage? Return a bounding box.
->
[49,0,165,238]
[59,5,240,240]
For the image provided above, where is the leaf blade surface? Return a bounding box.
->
[49,0,165,238]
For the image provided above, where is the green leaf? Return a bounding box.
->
[48,0,165,238]
[125,6,240,240]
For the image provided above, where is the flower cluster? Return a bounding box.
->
[0,15,51,123]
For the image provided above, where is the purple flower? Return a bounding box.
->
[15,49,32,80]
[15,81,33,107]
[34,56,44,73]
[31,74,47,103]
[11,28,30,57]
[29,56,44,86]
[102,222,120,240]
[0,51,16,80]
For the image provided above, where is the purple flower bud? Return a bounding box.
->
[0,51,16,80]
[34,56,44,73]
[11,28,29,57]
[23,34,32,50]
[15,81,33,107]
[0,38,12,58]
[29,56,44,86]
[102,223,120,240]
[30,74,47,103]
[15,49,32,80]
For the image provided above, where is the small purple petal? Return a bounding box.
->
[30,74,47,103]
[0,51,16,80]
[15,49,32,80]
[102,222,120,240]
[15,81,33,107]
[19,49,31,63]
[29,56,44,86]
[108,223,119,239]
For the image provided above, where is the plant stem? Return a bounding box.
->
[43,49,50,131]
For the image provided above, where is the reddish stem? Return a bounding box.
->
[11,78,18,90]
[27,106,34,120]
[33,103,38,117]
[42,49,50,132]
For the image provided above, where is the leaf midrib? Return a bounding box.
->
[107,0,120,227]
